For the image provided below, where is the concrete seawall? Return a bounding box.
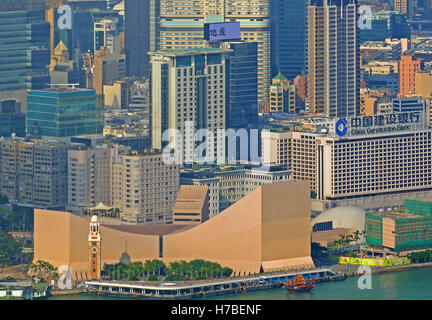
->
[332,262,432,277]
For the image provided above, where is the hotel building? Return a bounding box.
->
[262,111,432,212]
[111,151,180,224]
[150,48,230,163]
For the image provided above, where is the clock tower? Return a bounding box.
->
[88,215,101,280]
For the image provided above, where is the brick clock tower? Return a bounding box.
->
[88,215,101,280]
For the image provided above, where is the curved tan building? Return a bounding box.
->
[34,181,314,280]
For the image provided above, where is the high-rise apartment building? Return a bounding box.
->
[0,137,69,209]
[271,0,308,80]
[111,151,180,224]
[26,87,104,138]
[158,0,270,102]
[150,48,230,163]
[308,0,360,117]
[399,55,422,97]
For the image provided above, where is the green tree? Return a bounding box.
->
[0,253,10,272]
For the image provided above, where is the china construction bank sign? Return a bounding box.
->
[334,112,425,138]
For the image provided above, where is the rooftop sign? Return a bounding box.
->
[333,112,426,137]
[204,22,241,42]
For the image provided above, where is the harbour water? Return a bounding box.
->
[47,268,432,300]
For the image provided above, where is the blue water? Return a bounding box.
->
[47,268,432,300]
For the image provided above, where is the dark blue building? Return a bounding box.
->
[271,0,308,80]
[224,41,259,130]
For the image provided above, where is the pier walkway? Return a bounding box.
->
[83,268,338,299]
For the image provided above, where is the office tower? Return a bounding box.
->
[93,47,126,95]
[269,73,296,113]
[150,48,230,163]
[0,137,68,209]
[125,0,158,78]
[159,0,270,102]
[308,0,360,117]
[0,99,25,138]
[271,0,308,80]
[94,19,120,53]
[0,3,50,110]
[111,150,180,224]
[221,41,258,130]
[26,86,104,137]
[399,55,422,97]
[67,143,130,215]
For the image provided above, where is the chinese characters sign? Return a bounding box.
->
[334,112,425,137]
[204,22,241,41]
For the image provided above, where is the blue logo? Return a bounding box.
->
[335,118,348,137]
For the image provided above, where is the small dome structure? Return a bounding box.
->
[311,206,366,231]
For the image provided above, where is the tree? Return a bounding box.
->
[0,253,10,273]
[352,230,361,245]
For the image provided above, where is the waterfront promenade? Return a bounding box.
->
[83,268,338,299]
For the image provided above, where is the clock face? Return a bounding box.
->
[92,247,97,253]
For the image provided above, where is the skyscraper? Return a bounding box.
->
[158,0,270,102]
[271,0,309,80]
[150,48,230,163]
[0,2,50,110]
[124,0,159,78]
[221,41,258,130]
[308,0,360,117]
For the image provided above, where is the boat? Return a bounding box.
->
[285,274,316,293]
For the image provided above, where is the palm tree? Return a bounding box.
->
[352,230,361,245]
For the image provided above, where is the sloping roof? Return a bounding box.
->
[54,41,69,55]
[173,185,209,213]
[273,72,287,80]
[311,206,366,231]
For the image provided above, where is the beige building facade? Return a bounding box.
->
[111,151,180,224]
[33,181,314,280]
[0,137,69,209]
